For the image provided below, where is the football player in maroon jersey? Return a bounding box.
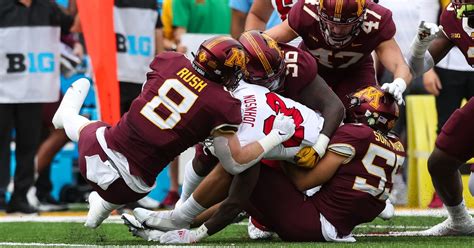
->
[407,0,474,236]
[265,0,412,106]
[123,30,344,242]
[51,36,297,229]
[126,86,404,243]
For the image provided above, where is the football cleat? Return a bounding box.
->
[122,214,164,241]
[133,208,190,231]
[418,217,474,236]
[378,199,395,220]
[84,191,121,229]
[248,216,273,240]
[52,78,90,129]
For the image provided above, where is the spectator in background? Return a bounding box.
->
[376,0,440,206]
[229,0,281,39]
[172,0,232,47]
[31,33,84,212]
[160,0,187,53]
[0,0,74,214]
[422,0,474,209]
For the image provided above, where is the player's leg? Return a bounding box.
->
[52,78,92,142]
[246,165,325,241]
[134,164,231,231]
[177,145,219,207]
[421,99,474,236]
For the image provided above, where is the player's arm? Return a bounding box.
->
[212,114,295,175]
[407,22,448,78]
[377,38,413,104]
[231,8,248,39]
[285,151,347,191]
[295,75,344,165]
[302,74,344,137]
[265,20,298,43]
[245,0,274,31]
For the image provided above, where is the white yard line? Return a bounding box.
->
[2,208,465,223]
[0,242,92,247]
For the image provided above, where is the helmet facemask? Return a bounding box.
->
[316,0,367,49]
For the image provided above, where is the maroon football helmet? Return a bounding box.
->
[238,30,286,92]
[452,0,474,19]
[316,0,367,48]
[193,36,247,91]
[346,86,399,134]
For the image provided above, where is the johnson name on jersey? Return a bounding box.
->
[234,82,324,162]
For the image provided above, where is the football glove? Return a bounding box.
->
[411,21,443,58]
[381,78,407,105]
[122,214,164,241]
[294,134,329,168]
[272,113,296,143]
[159,225,209,244]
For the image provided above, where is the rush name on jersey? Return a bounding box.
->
[104,52,242,185]
[234,82,324,162]
[441,3,474,67]
[287,0,395,72]
[311,123,406,236]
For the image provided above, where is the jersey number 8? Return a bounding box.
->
[140,79,198,129]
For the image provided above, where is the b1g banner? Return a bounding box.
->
[114,1,158,84]
[0,27,60,103]
[77,0,120,125]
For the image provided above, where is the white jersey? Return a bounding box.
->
[233,82,324,162]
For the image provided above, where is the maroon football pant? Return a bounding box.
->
[246,165,325,242]
[436,98,474,163]
[78,122,147,205]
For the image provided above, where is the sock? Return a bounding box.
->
[175,195,206,224]
[53,78,91,135]
[446,200,471,222]
[180,160,204,202]
[63,114,90,142]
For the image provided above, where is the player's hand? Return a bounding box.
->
[122,214,164,241]
[294,134,329,168]
[272,113,296,142]
[202,137,216,156]
[381,78,407,105]
[294,146,318,168]
[417,21,442,44]
[411,21,443,58]
[160,229,198,244]
[423,69,442,96]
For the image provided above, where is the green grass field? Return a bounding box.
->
[1,215,474,247]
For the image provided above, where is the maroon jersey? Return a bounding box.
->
[288,1,395,85]
[440,4,474,67]
[436,98,474,162]
[279,43,318,99]
[104,52,242,185]
[312,124,406,236]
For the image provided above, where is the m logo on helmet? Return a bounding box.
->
[353,86,384,109]
[224,48,246,69]
[198,52,207,63]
